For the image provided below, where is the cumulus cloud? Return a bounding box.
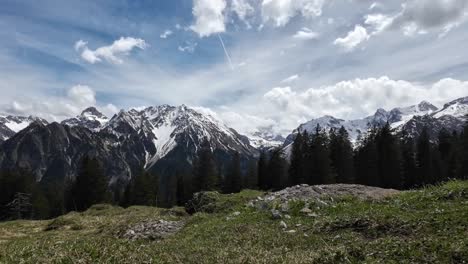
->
[292,27,319,40]
[261,77,468,127]
[261,0,325,27]
[231,0,255,22]
[190,0,227,37]
[160,30,173,39]
[75,37,147,64]
[333,25,369,51]
[3,85,117,121]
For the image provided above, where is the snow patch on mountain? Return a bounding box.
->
[433,97,468,119]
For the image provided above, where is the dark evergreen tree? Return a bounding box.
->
[416,127,435,185]
[31,187,50,219]
[69,156,108,212]
[307,125,334,184]
[401,136,418,189]
[0,170,35,220]
[376,123,402,189]
[244,159,258,189]
[267,148,288,190]
[438,128,455,181]
[461,121,468,179]
[289,131,307,185]
[224,152,242,193]
[355,127,379,186]
[257,151,269,190]
[329,127,355,184]
[131,170,157,206]
[193,138,218,192]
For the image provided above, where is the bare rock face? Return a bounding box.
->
[122,219,185,240]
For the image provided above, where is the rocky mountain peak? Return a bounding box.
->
[81,107,106,119]
[417,101,438,112]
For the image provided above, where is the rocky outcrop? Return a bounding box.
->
[122,219,185,240]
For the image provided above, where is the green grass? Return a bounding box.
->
[0,182,467,263]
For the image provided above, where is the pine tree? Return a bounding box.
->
[461,121,468,179]
[376,123,402,189]
[307,125,334,184]
[416,127,435,185]
[289,131,307,185]
[131,169,157,206]
[438,128,454,181]
[268,148,287,190]
[69,156,108,212]
[193,138,218,192]
[355,127,379,186]
[257,151,269,190]
[244,159,258,189]
[224,152,242,193]
[329,127,355,183]
[401,136,417,189]
[31,187,50,219]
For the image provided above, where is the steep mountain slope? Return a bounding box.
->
[400,97,468,139]
[0,105,258,185]
[0,115,48,142]
[102,105,257,174]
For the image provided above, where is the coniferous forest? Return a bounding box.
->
[1,120,468,221]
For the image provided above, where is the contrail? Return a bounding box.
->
[217,34,234,70]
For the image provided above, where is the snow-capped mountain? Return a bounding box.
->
[62,107,109,131]
[433,97,468,119]
[284,98,466,148]
[0,105,258,184]
[0,115,48,142]
[103,104,256,170]
[247,127,285,150]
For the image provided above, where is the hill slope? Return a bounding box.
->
[0,181,467,263]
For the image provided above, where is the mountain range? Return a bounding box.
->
[0,96,466,186]
[0,105,257,188]
[283,97,468,148]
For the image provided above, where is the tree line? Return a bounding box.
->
[1,120,468,220]
[267,121,468,191]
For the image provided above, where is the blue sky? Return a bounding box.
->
[1,0,468,136]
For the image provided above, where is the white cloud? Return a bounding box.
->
[333,25,369,51]
[193,106,277,136]
[74,40,87,51]
[388,0,468,37]
[75,37,147,64]
[281,74,299,83]
[190,0,227,37]
[260,77,468,129]
[261,0,325,27]
[292,27,319,40]
[160,30,173,39]
[3,85,112,121]
[178,41,198,53]
[231,0,254,21]
[67,85,96,106]
[364,14,393,34]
